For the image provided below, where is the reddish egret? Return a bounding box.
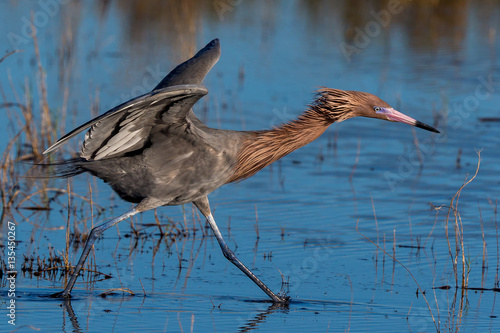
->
[45,39,439,303]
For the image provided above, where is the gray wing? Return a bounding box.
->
[153,39,220,128]
[154,38,220,89]
[44,84,208,160]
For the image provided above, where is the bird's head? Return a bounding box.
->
[314,88,439,133]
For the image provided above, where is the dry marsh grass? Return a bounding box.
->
[359,151,499,332]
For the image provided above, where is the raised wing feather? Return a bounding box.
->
[154,38,220,89]
[44,84,208,160]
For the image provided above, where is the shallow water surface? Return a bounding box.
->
[1,1,500,332]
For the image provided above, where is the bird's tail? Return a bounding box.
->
[38,158,86,178]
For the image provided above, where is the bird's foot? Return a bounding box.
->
[273,293,291,304]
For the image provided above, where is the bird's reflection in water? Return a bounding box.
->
[61,299,82,333]
[237,303,289,333]
[59,294,288,333]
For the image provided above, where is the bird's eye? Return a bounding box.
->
[374,106,382,112]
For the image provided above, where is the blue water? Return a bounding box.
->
[1,1,500,332]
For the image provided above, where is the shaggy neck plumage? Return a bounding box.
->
[226,103,339,183]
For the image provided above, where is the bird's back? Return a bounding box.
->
[78,115,249,205]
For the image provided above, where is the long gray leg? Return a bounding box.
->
[51,208,140,298]
[194,197,288,303]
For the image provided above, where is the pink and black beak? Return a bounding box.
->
[376,107,440,133]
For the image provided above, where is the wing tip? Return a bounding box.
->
[43,146,55,155]
[43,139,67,155]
